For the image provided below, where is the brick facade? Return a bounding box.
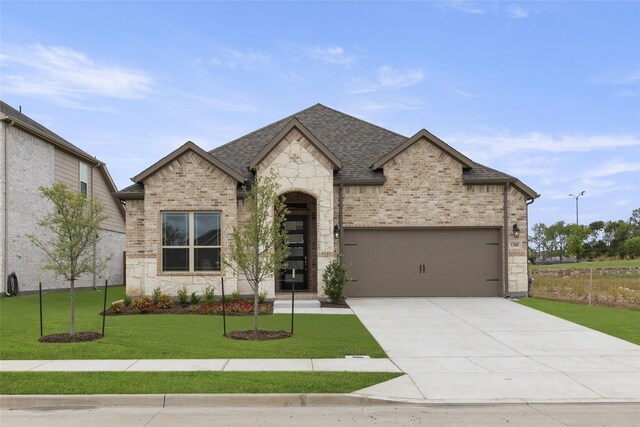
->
[124,128,531,297]
[1,123,125,293]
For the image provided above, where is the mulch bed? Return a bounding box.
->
[226,330,292,340]
[320,300,350,308]
[39,332,103,343]
[103,302,273,316]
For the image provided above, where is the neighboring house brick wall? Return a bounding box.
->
[257,128,335,295]
[125,150,239,296]
[333,138,529,294]
[3,125,124,292]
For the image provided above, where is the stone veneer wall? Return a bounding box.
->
[125,150,239,297]
[257,128,335,295]
[333,138,529,295]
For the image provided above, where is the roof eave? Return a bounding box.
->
[248,117,343,171]
[371,129,475,171]
[463,177,539,200]
[133,141,244,183]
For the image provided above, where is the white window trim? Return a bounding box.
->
[79,162,89,195]
[161,211,221,272]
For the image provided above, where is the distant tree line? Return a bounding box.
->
[529,208,640,262]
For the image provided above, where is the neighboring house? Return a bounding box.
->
[0,101,125,293]
[116,104,538,299]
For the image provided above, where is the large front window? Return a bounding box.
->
[162,212,221,272]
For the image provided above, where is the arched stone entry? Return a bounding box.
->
[278,191,318,294]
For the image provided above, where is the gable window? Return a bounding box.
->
[79,163,89,195]
[162,212,221,272]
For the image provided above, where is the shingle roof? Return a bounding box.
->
[0,101,99,164]
[118,103,537,199]
[211,103,406,182]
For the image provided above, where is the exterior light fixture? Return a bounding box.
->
[512,224,520,238]
[334,225,340,240]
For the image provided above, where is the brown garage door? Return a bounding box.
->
[343,228,502,297]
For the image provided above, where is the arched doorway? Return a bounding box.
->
[278,191,318,293]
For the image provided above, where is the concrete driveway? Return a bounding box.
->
[349,298,640,403]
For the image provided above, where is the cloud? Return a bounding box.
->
[449,1,485,14]
[587,71,640,85]
[507,5,529,19]
[453,87,478,98]
[446,132,640,159]
[309,45,356,65]
[377,65,424,89]
[208,47,270,69]
[0,44,152,104]
[585,158,640,177]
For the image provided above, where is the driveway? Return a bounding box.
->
[349,298,640,403]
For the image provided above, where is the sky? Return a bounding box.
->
[1,1,639,231]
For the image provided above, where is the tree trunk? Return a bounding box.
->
[70,278,75,336]
[253,286,259,336]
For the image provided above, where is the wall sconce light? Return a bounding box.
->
[334,225,341,240]
[512,224,520,238]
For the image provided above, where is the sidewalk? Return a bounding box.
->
[0,358,400,373]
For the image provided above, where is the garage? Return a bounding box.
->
[343,228,502,297]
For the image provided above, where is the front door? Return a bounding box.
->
[281,216,308,291]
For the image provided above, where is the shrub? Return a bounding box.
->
[322,255,349,303]
[156,293,173,309]
[190,292,202,305]
[177,286,188,305]
[203,285,216,304]
[131,296,153,313]
[152,286,162,305]
[258,290,268,304]
[123,295,132,307]
[230,291,241,302]
[110,302,124,314]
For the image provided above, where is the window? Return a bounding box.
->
[79,163,89,195]
[162,212,221,272]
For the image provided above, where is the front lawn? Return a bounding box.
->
[517,298,640,345]
[0,286,386,359]
[0,371,400,394]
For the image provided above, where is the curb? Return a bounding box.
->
[0,393,413,409]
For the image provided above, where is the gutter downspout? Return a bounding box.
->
[339,180,344,255]
[91,164,97,290]
[3,119,14,295]
[503,183,510,298]
[526,197,536,295]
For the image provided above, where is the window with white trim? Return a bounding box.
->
[162,212,221,272]
[79,163,89,195]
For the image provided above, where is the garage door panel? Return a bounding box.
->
[344,229,501,297]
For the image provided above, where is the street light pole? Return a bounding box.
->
[569,191,586,225]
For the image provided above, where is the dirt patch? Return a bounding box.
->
[39,332,103,343]
[320,301,350,308]
[226,330,292,340]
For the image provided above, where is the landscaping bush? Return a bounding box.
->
[190,292,202,305]
[203,285,216,304]
[177,286,188,305]
[152,286,162,305]
[131,296,153,313]
[156,293,173,309]
[110,302,124,314]
[123,295,132,307]
[322,255,349,303]
[230,291,241,302]
[258,290,268,304]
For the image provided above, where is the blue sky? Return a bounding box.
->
[1,1,639,230]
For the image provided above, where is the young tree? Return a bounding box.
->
[226,171,289,336]
[544,221,570,261]
[530,223,548,260]
[28,183,110,336]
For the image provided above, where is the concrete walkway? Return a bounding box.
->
[0,358,400,373]
[348,298,640,403]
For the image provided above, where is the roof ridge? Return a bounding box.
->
[314,104,408,140]
[209,103,322,154]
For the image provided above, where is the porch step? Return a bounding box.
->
[273,299,321,309]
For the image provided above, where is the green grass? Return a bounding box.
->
[0,286,386,360]
[517,298,640,344]
[0,371,401,394]
[531,259,640,270]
